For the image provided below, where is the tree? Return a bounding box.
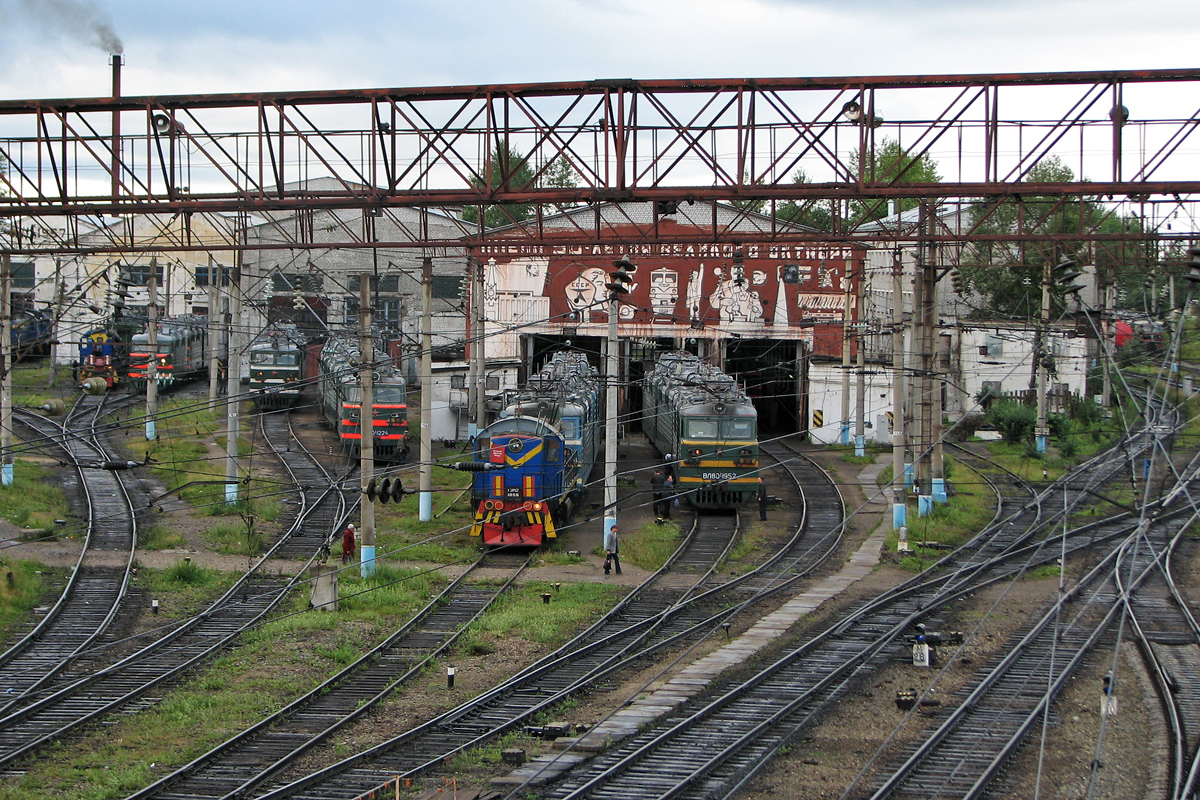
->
[847,138,941,227]
[775,168,832,230]
[462,144,578,229]
[959,156,1139,319]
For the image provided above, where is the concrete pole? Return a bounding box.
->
[419,257,434,522]
[930,265,947,504]
[207,256,220,409]
[604,287,619,541]
[48,260,63,388]
[468,255,482,440]
[1,254,12,486]
[891,251,906,530]
[840,267,852,446]
[854,261,866,457]
[145,271,158,440]
[358,273,376,576]
[1035,260,1051,455]
[223,258,241,506]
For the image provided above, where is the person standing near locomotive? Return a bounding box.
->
[757,477,768,521]
[342,523,356,565]
[650,469,668,522]
[604,524,622,575]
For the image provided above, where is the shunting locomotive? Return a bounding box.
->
[128,315,209,390]
[317,332,409,460]
[643,351,758,509]
[466,351,600,547]
[249,324,308,409]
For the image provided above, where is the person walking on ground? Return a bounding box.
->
[342,523,356,565]
[757,477,768,521]
[664,473,675,519]
[604,524,622,575]
[650,469,667,522]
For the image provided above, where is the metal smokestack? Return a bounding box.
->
[110,54,122,200]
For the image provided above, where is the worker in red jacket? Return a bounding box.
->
[342,524,356,565]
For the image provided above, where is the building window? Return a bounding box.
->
[194,266,233,287]
[451,374,466,390]
[486,376,500,391]
[982,380,1003,395]
[431,275,463,299]
[983,335,1003,358]
[125,262,165,286]
[11,262,34,289]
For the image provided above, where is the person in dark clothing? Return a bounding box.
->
[650,469,668,522]
[757,477,768,521]
[604,524,622,575]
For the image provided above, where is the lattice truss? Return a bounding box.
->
[0,70,1198,259]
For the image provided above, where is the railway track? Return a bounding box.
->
[127,550,533,800]
[0,401,351,773]
[0,392,143,715]
[256,406,352,559]
[246,434,849,800]
[535,404,1174,800]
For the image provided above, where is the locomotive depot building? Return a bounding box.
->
[20,195,1092,444]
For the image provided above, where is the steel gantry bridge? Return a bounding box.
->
[0,67,1198,254]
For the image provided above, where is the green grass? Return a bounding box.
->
[140,525,187,550]
[0,563,446,798]
[122,398,279,523]
[202,521,265,556]
[0,460,72,533]
[133,561,239,620]
[370,456,480,563]
[463,581,623,648]
[888,457,995,572]
[618,519,683,571]
[0,561,60,644]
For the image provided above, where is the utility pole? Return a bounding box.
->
[467,255,480,440]
[606,258,636,541]
[1,254,11,487]
[48,259,63,388]
[207,256,220,409]
[475,258,487,436]
[224,259,241,506]
[358,272,376,576]
[145,270,158,440]
[840,267,852,446]
[419,257,433,522]
[1035,258,1051,456]
[854,260,866,458]
[891,250,906,530]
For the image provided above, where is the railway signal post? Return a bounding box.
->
[606,258,637,540]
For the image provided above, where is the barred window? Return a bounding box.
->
[11,262,34,289]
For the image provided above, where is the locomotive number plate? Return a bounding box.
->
[702,472,737,481]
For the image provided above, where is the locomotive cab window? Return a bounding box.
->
[376,386,406,404]
[546,437,561,463]
[721,419,755,439]
[560,419,579,440]
[476,438,490,457]
[686,419,718,439]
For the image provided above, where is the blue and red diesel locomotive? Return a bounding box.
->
[467,352,600,547]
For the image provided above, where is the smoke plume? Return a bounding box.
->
[16,0,123,54]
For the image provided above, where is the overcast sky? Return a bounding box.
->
[0,0,1195,100]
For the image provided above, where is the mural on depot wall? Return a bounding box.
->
[479,238,861,358]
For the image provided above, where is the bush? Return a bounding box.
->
[986,401,1036,444]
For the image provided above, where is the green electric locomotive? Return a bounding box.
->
[643,351,758,510]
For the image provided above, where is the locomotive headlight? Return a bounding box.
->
[534,502,543,511]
